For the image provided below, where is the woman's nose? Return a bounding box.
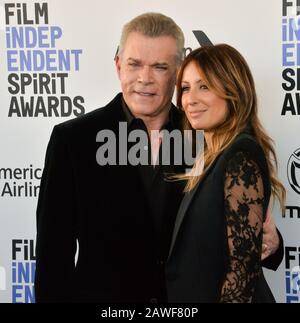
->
[186,89,199,107]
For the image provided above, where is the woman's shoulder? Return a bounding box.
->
[221,132,265,163]
[215,131,269,180]
[206,130,271,186]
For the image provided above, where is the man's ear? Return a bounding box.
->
[115,55,121,80]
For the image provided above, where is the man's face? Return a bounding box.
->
[116,32,178,119]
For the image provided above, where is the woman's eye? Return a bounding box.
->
[181,86,189,92]
[200,85,208,90]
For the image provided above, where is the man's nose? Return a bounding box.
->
[138,66,153,84]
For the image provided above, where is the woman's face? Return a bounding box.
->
[181,61,228,131]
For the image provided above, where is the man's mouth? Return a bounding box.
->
[135,91,156,97]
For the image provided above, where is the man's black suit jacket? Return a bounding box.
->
[35,93,184,302]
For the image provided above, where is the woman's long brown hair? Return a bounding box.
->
[176,44,285,210]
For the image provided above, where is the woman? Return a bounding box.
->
[166,44,286,303]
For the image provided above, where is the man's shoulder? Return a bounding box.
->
[55,93,124,135]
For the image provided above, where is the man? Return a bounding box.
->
[35,12,283,302]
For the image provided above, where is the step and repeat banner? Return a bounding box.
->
[0,0,299,303]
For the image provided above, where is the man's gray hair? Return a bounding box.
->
[118,12,185,64]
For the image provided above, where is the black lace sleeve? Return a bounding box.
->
[220,151,265,303]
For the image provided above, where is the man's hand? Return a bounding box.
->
[262,201,280,260]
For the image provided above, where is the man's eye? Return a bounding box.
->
[128,63,139,67]
[155,66,167,70]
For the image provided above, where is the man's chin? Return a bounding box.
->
[131,104,161,118]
